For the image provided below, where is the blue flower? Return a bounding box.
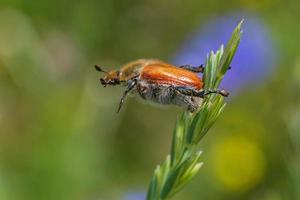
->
[122,190,145,200]
[173,12,277,95]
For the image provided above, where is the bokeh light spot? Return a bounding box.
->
[211,136,266,193]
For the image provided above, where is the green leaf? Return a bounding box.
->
[147,175,158,200]
[171,112,190,165]
[186,104,209,144]
[215,19,243,87]
[160,166,181,199]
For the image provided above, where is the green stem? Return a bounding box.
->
[146,20,243,200]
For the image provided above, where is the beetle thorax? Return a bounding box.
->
[118,59,166,82]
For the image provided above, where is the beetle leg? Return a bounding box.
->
[204,89,229,97]
[178,64,205,73]
[175,87,229,97]
[117,79,137,113]
[178,64,232,73]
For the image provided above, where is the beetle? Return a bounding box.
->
[95,59,229,112]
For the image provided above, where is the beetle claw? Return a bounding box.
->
[220,89,229,97]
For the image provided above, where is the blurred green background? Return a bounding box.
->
[1,0,300,200]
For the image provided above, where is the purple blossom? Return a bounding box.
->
[173,12,277,95]
[122,190,145,200]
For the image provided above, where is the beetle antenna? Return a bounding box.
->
[95,65,109,74]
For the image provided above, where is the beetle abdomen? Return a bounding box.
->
[137,81,203,112]
[141,64,203,90]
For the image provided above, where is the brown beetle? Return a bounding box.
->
[95,59,228,112]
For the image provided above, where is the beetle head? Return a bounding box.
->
[95,65,120,87]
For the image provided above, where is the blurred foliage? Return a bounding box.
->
[0,0,300,200]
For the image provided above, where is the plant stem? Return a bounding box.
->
[146,20,243,200]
